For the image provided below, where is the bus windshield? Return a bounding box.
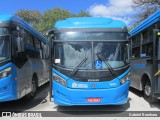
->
[0,28,10,35]
[0,28,10,62]
[53,32,129,70]
[55,32,127,40]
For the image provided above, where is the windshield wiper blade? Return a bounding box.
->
[97,53,116,77]
[70,57,88,77]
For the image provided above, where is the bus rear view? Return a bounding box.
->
[51,17,130,106]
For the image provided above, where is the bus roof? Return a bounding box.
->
[0,14,48,43]
[0,14,13,22]
[129,9,160,37]
[54,17,126,29]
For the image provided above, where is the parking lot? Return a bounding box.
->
[0,82,160,113]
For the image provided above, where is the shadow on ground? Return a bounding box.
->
[0,82,49,112]
[129,87,160,110]
[56,97,131,116]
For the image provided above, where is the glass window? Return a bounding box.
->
[94,42,129,69]
[132,47,140,58]
[54,42,92,69]
[142,30,148,43]
[148,26,154,41]
[55,32,127,40]
[157,21,160,29]
[132,34,141,47]
[34,38,41,49]
[25,33,33,46]
[142,43,153,58]
[0,36,10,61]
[53,41,129,70]
[0,28,10,35]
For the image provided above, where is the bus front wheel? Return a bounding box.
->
[26,76,38,99]
[144,80,158,103]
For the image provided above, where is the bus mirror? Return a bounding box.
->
[16,37,24,52]
[46,29,54,40]
[46,29,54,36]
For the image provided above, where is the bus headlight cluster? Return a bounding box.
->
[53,72,67,87]
[120,72,130,85]
[0,67,11,79]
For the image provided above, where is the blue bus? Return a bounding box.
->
[129,9,160,102]
[48,17,130,106]
[0,14,49,102]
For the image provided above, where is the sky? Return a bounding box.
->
[0,0,136,25]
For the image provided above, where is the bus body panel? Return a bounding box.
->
[130,59,153,91]
[0,63,17,102]
[52,68,130,105]
[154,31,160,97]
[53,81,129,106]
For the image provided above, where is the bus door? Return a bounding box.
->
[153,29,160,97]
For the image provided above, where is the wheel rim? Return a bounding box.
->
[144,83,151,97]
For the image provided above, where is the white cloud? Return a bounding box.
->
[88,0,135,25]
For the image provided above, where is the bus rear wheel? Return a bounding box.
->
[144,80,158,103]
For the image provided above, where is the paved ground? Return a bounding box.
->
[0,82,160,119]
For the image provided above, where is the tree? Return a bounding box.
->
[75,10,90,17]
[16,9,41,24]
[133,0,160,22]
[33,8,74,35]
[16,8,90,35]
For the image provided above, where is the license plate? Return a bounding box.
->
[87,98,101,102]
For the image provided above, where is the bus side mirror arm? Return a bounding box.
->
[16,37,24,53]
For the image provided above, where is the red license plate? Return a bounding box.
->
[87,98,101,102]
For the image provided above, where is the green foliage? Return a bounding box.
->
[15,8,90,35]
[128,22,140,32]
[133,0,160,24]
[16,9,41,24]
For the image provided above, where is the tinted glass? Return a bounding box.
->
[55,32,127,40]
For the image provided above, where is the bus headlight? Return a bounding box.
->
[53,73,67,87]
[0,67,11,79]
[120,72,130,85]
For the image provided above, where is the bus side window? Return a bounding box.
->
[34,38,41,49]
[142,43,153,58]
[25,32,34,46]
[45,44,50,59]
[132,47,140,59]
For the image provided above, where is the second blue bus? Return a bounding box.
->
[0,14,49,102]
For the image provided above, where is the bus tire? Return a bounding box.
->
[143,80,158,103]
[26,76,38,99]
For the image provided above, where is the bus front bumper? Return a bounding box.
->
[0,76,17,102]
[53,81,130,106]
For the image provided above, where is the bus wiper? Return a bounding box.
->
[70,57,88,77]
[97,53,116,77]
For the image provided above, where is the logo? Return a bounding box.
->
[96,60,102,69]
[2,112,42,117]
[72,83,88,88]
[2,112,12,117]
[92,84,96,88]
[72,83,77,88]
[88,79,99,82]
